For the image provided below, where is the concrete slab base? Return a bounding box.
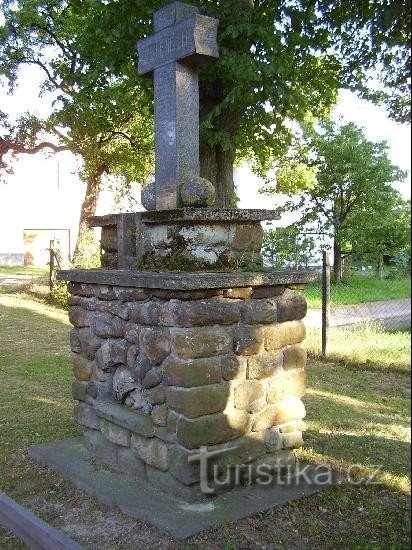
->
[29,438,340,540]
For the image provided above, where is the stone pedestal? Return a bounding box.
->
[61,269,316,500]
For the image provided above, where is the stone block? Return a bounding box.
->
[264,427,283,452]
[84,428,117,465]
[91,285,116,300]
[276,289,307,322]
[69,329,82,353]
[142,367,163,389]
[167,409,180,432]
[130,351,154,380]
[148,385,166,405]
[264,321,306,351]
[247,350,283,380]
[252,450,296,474]
[131,434,168,471]
[101,226,118,252]
[140,327,170,364]
[252,398,306,431]
[67,282,94,297]
[74,403,100,430]
[233,326,265,356]
[94,402,154,437]
[283,344,307,371]
[252,285,285,299]
[72,380,89,402]
[151,404,168,426]
[221,353,247,381]
[223,287,253,299]
[72,327,103,360]
[124,323,141,344]
[113,287,150,302]
[94,339,127,371]
[282,430,304,449]
[126,344,139,368]
[170,327,232,359]
[98,301,130,321]
[267,371,306,404]
[163,354,222,387]
[68,306,90,328]
[145,465,204,503]
[128,301,161,325]
[234,380,266,413]
[161,298,241,327]
[117,447,146,479]
[166,384,229,418]
[231,224,263,252]
[100,418,131,447]
[91,312,124,338]
[176,410,250,449]
[241,299,277,324]
[72,354,93,381]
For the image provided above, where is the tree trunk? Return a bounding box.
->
[377,254,384,280]
[73,165,105,261]
[200,142,236,208]
[333,240,343,283]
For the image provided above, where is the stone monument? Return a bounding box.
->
[30,2,324,537]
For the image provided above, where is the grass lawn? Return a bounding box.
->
[0,293,410,548]
[0,266,48,277]
[303,273,411,309]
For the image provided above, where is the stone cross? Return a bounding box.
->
[137,2,219,210]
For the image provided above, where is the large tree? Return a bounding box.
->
[272,121,407,281]
[0,0,154,257]
[73,0,410,206]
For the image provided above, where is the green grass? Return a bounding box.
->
[0,292,410,548]
[303,273,411,308]
[306,322,411,371]
[0,266,48,276]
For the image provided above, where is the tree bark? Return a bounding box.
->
[200,143,236,208]
[73,164,106,261]
[333,239,343,283]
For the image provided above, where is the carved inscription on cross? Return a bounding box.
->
[137,2,219,210]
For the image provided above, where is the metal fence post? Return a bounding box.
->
[322,251,331,357]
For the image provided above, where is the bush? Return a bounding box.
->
[47,280,69,309]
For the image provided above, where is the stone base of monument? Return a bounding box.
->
[29,437,339,539]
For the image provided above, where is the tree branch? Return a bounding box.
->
[0,138,71,161]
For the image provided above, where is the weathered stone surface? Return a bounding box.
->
[252,398,306,431]
[124,323,141,344]
[283,344,307,371]
[276,289,307,322]
[91,312,124,338]
[166,384,229,418]
[142,367,163,389]
[117,447,146,479]
[278,420,306,433]
[92,361,109,382]
[101,226,118,252]
[252,285,285,299]
[252,450,296,473]
[170,327,232,359]
[234,380,266,413]
[221,353,247,381]
[126,344,139,369]
[282,430,304,449]
[242,299,277,325]
[151,288,223,301]
[84,428,117,465]
[231,224,263,253]
[148,385,166,405]
[233,326,265,356]
[247,351,283,380]
[161,298,241,327]
[99,301,130,321]
[151,404,168,427]
[94,402,154,437]
[72,380,89,402]
[130,351,154,380]
[113,287,149,302]
[86,381,99,399]
[92,285,116,300]
[163,354,222,387]
[71,328,103,359]
[94,338,127,371]
[100,418,131,447]
[74,403,100,429]
[264,321,306,351]
[264,427,283,452]
[223,287,253,299]
[176,410,250,449]
[267,371,306,404]
[131,434,168,471]
[140,327,170,364]
[69,306,90,328]
[167,409,180,432]
[72,354,93,381]
[180,176,216,207]
[129,301,161,325]
[67,282,94,297]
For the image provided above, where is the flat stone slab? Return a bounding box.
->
[29,438,339,540]
[140,208,281,223]
[59,269,318,290]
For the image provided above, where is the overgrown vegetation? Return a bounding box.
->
[0,292,410,547]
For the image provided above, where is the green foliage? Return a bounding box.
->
[47,280,69,309]
[72,229,101,269]
[262,226,317,268]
